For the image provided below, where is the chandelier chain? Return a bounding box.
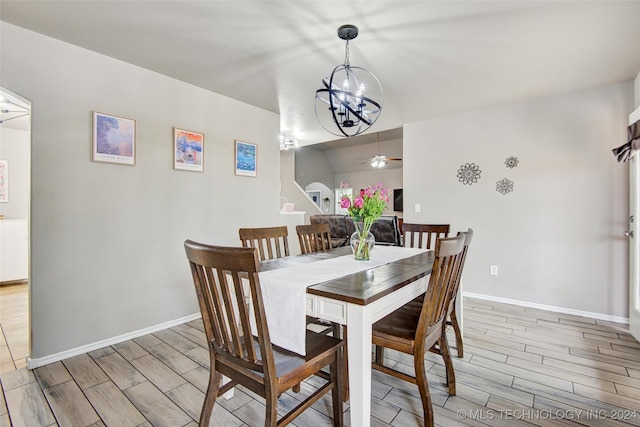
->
[344,39,350,67]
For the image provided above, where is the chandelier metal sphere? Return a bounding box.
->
[315,25,383,138]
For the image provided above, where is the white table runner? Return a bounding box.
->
[257,246,426,355]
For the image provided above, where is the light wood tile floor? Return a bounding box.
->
[1,297,640,426]
[0,282,28,373]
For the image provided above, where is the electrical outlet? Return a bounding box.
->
[415,204,421,213]
[490,265,498,276]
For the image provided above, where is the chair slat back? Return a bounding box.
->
[449,228,473,303]
[239,226,290,261]
[402,223,450,249]
[296,223,332,254]
[184,240,275,378]
[416,234,465,336]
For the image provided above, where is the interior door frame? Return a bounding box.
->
[629,107,640,342]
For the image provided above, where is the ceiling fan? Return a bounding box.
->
[366,133,402,168]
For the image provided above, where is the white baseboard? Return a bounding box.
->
[463,292,629,325]
[25,294,629,369]
[26,313,202,369]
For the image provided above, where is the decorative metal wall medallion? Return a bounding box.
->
[496,178,513,195]
[505,156,519,168]
[457,163,481,185]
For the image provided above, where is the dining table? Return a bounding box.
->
[259,244,436,427]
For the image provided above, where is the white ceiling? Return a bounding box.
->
[1,1,640,147]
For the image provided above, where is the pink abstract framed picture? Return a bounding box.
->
[174,128,204,172]
[92,111,136,165]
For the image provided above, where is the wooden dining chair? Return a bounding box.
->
[371,234,465,427]
[446,228,473,358]
[402,223,450,250]
[296,223,338,334]
[296,223,342,343]
[296,222,347,395]
[239,226,290,261]
[404,228,474,358]
[184,240,344,427]
[296,223,332,254]
[242,224,332,394]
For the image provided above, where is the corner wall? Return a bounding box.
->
[1,23,280,361]
[404,82,632,318]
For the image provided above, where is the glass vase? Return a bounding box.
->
[350,221,375,261]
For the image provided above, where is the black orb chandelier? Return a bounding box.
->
[315,24,383,138]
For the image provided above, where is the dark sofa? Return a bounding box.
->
[309,214,402,248]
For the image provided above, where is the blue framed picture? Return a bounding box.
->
[235,140,257,177]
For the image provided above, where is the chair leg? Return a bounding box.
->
[331,346,344,426]
[264,393,278,427]
[450,307,463,358]
[439,335,456,396]
[332,322,341,337]
[414,352,434,427]
[200,367,220,427]
[341,325,349,402]
[375,345,385,365]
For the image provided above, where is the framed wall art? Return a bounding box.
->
[306,190,321,208]
[235,140,257,177]
[0,160,7,203]
[92,111,136,165]
[174,128,204,172]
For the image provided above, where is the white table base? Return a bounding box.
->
[345,276,428,427]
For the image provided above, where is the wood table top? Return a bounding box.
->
[260,246,434,306]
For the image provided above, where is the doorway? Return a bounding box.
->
[0,87,31,372]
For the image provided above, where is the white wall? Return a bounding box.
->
[1,23,281,361]
[280,149,320,224]
[295,147,334,191]
[404,82,632,318]
[0,127,29,219]
[635,72,640,109]
[304,182,332,213]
